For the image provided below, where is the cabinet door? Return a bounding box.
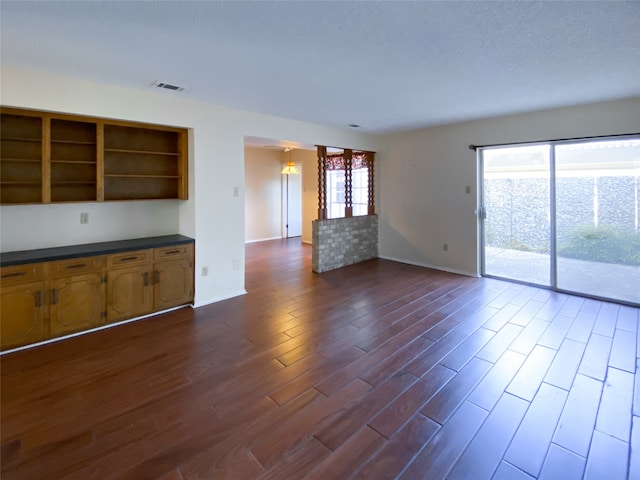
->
[0,281,47,349]
[49,273,105,337]
[107,265,153,323]
[154,259,194,310]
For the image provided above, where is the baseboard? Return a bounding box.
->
[377,255,479,278]
[194,289,247,308]
[301,239,312,245]
[245,237,282,244]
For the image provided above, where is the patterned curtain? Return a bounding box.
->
[326,152,368,170]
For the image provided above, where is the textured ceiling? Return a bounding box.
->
[1,1,639,133]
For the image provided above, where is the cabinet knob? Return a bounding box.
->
[143,272,150,287]
[51,288,58,305]
[35,290,42,308]
[154,271,160,284]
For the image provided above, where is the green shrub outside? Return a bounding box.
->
[558,226,640,266]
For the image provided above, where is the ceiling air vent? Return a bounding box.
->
[152,81,186,92]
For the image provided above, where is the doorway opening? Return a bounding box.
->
[244,136,315,245]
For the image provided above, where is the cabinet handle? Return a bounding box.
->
[35,290,42,308]
[65,263,88,270]
[163,249,181,255]
[2,271,26,279]
[51,288,58,305]
[143,272,150,287]
[154,270,160,284]
[119,256,139,262]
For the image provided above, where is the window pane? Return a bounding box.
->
[326,168,369,218]
[327,170,344,219]
[482,145,551,286]
[556,139,640,304]
[353,168,369,216]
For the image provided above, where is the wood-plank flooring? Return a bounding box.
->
[1,238,638,479]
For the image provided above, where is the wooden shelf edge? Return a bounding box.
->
[104,174,180,179]
[1,136,41,143]
[51,139,96,145]
[0,158,42,163]
[51,182,97,186]
[104,148,180,156]
[50,160,97,165]
[0,181,42,186]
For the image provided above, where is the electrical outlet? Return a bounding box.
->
[233,259,241,270]
[233,186,239,197]
[443,243,448,252]
[80,212,89,224]
[465,186,471,194]
[201,266,208,276]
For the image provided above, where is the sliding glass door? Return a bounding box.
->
[556,139,640,304]
[481,137,640,306]
[482,145,551,286]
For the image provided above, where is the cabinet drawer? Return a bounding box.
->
[107,249,152,268]
[1,263,45,286]
[154,243,193,261]
[47,256,106,276]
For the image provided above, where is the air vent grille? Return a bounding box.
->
[152,81,186,92]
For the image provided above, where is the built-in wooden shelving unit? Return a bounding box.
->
[0,107,188,204]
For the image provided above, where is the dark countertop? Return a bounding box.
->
[1,234,194,267]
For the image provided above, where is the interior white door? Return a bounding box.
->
[283,171,302,238]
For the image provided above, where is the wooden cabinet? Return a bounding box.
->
[106,245,194,322]
[106,250,154,323]
[0,239,194,350]
[0,107,188,204]
[0,264,47,349]
[0,257,107,348]
[154,245,194,310]
[48,256,106,336]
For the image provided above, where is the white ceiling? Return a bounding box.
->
[1,1,639,134]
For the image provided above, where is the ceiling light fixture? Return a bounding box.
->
[348,124,361,128]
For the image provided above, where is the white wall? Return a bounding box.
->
[378,97,640,277]
[0,66,380,306]
[0,201,179,251]
[244,147,283,242]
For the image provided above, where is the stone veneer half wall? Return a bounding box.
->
[312,215,378,273]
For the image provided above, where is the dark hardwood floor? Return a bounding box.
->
[1,238,638,479]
